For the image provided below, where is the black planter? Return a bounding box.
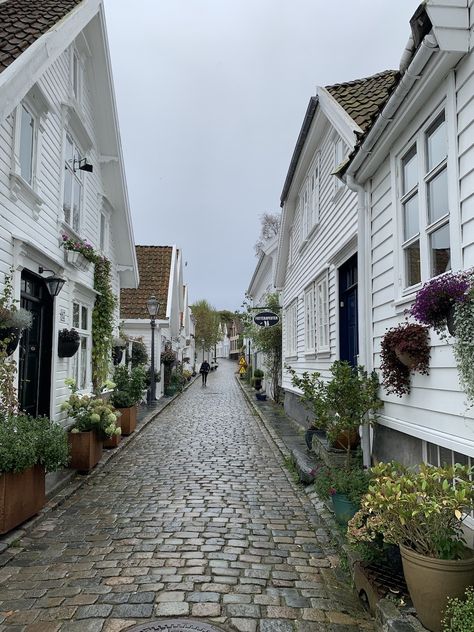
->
[253,378,262,391]
[0,328,20,357]
[112,346,123,365]
[58,338,80,358]
[446,306,456,336]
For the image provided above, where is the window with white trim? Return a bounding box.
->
[304,285,316,353]
[72,301,90,391]
[300,155,321,242]
[285,301,297,357]
[310,154,320,226]
[399,110,450,289]
[63,133,83,232]
[71,49,83,104]
[288,228,294,266]
[316,274,329,351]
[18,104,35,185]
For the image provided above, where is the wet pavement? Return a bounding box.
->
[0,360,373,632]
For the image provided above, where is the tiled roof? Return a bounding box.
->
[120,246,173,320]
[326,70,399,133]
[0,0,83,74]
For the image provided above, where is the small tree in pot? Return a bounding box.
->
[110,365,147,435]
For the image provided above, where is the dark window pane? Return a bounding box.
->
[426,114,447,171]
[405,240,421,286]
[63,168,72,225]
[81,306,87,331]
[427,442,439,465]
[431,223,451,276]
[403,194,419,241]
[428,168,448,224]
[440,447,452,467]
[402,146,417,194]
[454,452,469,467]
[73,303,80,329]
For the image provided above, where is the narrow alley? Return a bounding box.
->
[0,361,373,632]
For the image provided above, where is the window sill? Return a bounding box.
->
[9,172,43,219]
[285,355,298,361]
[317,350,331,358]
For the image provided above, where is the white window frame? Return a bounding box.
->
[316,272,330,353]
[71,300,91,392]
[62,132,84,233]
[71,47,84,105]
[288,228,294,266]
[310,153,321,227]
[285,300,298,358]
[304,284,316,353]
[9,84,50,216]
[99,198,113,254]
[299,153,321,245]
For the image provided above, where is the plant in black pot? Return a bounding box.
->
[0,305,33,356]
[252,368,264,390]
[57,328,80,358]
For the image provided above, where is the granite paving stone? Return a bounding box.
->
[0,360,373,631]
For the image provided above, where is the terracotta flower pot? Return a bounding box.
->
[394,347,417,369]
[68,431,103,472]
[118,405,137,436]
[0,466,45,534]
[400,544,474,632]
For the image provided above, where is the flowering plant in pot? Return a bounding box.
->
[347,461,474,632]
[410,271,471,336]
[380,322,430,397]
[110,365,147,435]
[57,328,80,358]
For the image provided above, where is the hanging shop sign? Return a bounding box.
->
[253,311,280,328]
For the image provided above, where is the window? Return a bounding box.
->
[285,301,297,357]
[19,105,35,185]
[316,274,329,351]
[300,155,320,242]
[72,301,90,390]
[310,155,320,226]
[399,110,450,289]
[334,138,345,194]
[304,285,316,353]
[288,228,294,266]
[99,212,108,252]
[72,50,83,103]
[63,133,83,232]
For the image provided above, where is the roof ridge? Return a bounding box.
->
[325,69,398,91]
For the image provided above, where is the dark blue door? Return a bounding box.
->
[339,254,358,367]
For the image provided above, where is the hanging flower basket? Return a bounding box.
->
[58,329,80,358]
[0,327,21,357]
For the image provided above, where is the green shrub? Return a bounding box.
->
[111,366,147,408]
[442,586,474,631]
[253,369,264,378]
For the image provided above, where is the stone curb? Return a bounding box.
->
[236,379,428,632]
[0,376,199,565]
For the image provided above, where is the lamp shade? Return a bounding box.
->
[44,275,66,297]
[146,295,159,317]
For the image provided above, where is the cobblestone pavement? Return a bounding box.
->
[0,360,374,632]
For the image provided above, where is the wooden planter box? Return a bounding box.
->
[118,406,137,436]
[0,465,45,535]
[103,417,122,449]
[68,431,103,472]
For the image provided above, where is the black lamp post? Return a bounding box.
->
[146,295,159,403]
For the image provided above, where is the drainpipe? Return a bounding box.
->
[346,174,372,468]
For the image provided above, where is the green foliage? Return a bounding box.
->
[288,367,330,430]
[442,586,474,631]
[453,288,474,406]
[253,368,264,378]
[192,299,221,351]
[0,413,69,474]
[348,461,474,560]
[314,463,370,505]
[61,390,120,440]
[131,338,148,368]
[111,365,146,408]
[0,272,20,415]
[92,258,116,390]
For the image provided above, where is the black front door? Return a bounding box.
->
[339,253,358,367]
[19,272,53,417]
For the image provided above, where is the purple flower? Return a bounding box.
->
[410,271,471,331]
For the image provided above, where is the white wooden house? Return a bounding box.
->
[0,0,138,420]
[120,245,187,397]
[215,321,230,359]
[340,0,474,496]
[274,72,398,425]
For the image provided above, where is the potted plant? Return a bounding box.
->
[348,461,474,632]
[57,328,80,358]
[314,462,370,525]
[452,282,474,405]
[110,365,147,435]
[380,322,430,397]
[103,417,122,449]
[0,412,69,534]
[129,338,148,368]
[442,585,474,631]
[0,305,33,356]
[287,366,330,449]
[410,271,471,336]
[61,380,120,471]
[252,368,264,390]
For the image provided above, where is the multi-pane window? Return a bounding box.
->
[99,213,107,252]
[72,301,90,390]
[316,274,329,351]
[400,111,450,289]
[300,155,320,241]
[304,285,316,353]
[285,301,297,357]
[19,105,35,185]
[63,134,83,232]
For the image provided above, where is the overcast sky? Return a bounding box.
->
[104,0,419,312]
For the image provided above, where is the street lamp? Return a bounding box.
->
[201,338,205,362]
[146,295,160,403]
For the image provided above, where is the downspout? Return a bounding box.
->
[346,174,372,468]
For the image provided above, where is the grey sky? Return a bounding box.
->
[104,0,419,311]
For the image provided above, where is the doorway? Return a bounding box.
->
[339,253,358,367]
[18,271,53,417]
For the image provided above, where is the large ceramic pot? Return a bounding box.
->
[68,431,103,472]
[331,493,359,526]
[118,405,137,436]
[0,465,45,534]
[0,327,21,357]
[400,543,474,632]
[58,338,80,358]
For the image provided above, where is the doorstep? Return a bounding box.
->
[236,376,430,632]
[0,376,199,563]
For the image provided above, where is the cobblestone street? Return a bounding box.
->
[0,361,373,632]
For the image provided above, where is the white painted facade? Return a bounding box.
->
[0,1,138,421]
[342,1,474,509]
[215,322,230,359]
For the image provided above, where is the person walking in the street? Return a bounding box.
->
[199,360,210,386]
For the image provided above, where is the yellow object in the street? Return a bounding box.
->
[239,366,246,374]
[239,357,247,367]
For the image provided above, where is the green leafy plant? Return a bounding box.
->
[92,258,116,389]
[110,365,147,409]
[287,366,330,430]
[61,380,120,440]
[0,413,69,474]
[314,463,371,505]
[130,338,148,367]
[442,586,474,631]
[380,322,430,397]
[253,368,264,378]
[348,461,474,560]
[452,285,474,406]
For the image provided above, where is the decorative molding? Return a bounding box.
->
[9,172,44,219]
[61,101,94,151]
